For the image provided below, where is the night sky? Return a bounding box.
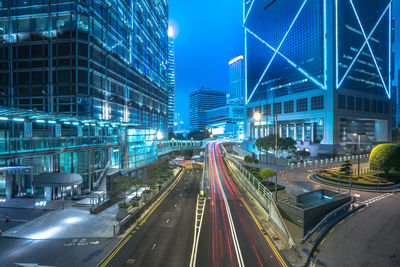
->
[169,0,244,128]
[169,0,400,129]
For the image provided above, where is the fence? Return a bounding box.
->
[225,154,295,248]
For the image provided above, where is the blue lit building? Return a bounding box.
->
[0,0,172,200]
[229,55,245,105]
[167,28,175,133]
[207,105,245,140]
[189,88,226,132]
[244,0,394,154]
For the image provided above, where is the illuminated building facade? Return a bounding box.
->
[190,88,226,132]
[229,55,245,105]
[0,0,171,200]
[244,0,393,154]
[207,105,245,140]
[167,31,175,133]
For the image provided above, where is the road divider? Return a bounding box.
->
[189,194,206,267]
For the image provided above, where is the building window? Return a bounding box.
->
[363,99,370,112]
[338,95,346,109]
[247,107,253,118]
[255,106,261,114]
[356,97,362,112]
[378,101,383,113]
[347,96,354,110]
[311,96,324,111]
[296,98,307,112]
[273,102,282,115]
[384,102,389,114]
[284,101,294,113]
[263,104,271,116]
[371,100,377,112]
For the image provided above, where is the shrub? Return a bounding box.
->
[369,144,398,178]
[340,160,352,175]
[244,156,254,163]
[119,202,131,209]
[259,168,277,181]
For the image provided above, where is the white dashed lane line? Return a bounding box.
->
[363,193,393,205]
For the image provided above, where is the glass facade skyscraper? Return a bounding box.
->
[229,55,245,105]
[167,35,175,133]
[244,0,393,153]
[190,88,226,132]
[0,0,168,133]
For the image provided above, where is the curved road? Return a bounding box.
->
[196,141,287,267]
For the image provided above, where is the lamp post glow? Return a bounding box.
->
[253,112,261,139]
[157,131,163,140]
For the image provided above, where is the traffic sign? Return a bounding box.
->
[348,178,353,184]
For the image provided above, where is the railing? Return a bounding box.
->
[302,197,356,244]
[225,153,295,247]
[0,136,119,155]
[226,154,274,200]
[286,154,370,170]
[93,160,112,190]
[157,140,203,156]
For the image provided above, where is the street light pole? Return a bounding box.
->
[274,113,278,201]
[353,133,361,177]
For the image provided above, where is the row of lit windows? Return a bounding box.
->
[247,95,325,118]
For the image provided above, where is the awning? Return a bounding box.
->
[33,173,83,187]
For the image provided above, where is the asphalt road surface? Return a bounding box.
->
[102,168,201,267]
[312,192,400,267]
[196,141,286,267]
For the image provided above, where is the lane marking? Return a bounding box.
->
[100,169,186,267]
[152,243,157,250]
[175,203,178,208]
[241,198,288,267]
[211,144,245,267]
[363,193,393,205]
[166,218,169,224]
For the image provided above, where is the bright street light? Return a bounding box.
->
[253,112,261,121]
[157,131,163,140]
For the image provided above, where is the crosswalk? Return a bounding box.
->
[363,193,393,205]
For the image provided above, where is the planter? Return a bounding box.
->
[116,207,128,220]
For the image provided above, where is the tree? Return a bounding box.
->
[244,156,254,163]
[278,137,297,153]
[110,176,139,206]
[340,160,352,175]
[259,168,277,183]
[369,144,398,178]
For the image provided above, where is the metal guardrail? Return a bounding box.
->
[302,197,356,244]
[225,153,295,247]
[226,154,273,199]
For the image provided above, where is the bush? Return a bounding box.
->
[259,168,277,181]
[254,159,260,164]
[119,202,131,209]
[369,144,399,177]
[340,160,352,175]
[244,156,254,163]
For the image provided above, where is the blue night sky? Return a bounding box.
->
[169,0,244,128]
[169,0,400,129]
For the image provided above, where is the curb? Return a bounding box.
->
[311,174,399,193]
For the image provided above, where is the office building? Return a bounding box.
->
[167,28,175,133]
[244,0,393,154]
[229,55,245,105]
[0,0,170,199]
[207,105,245,140]
[190,88,226,132]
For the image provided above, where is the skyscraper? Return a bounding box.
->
[229,55,245,105]
[167,27,176,134]
[244,0,393,153]
[190,88,226,132]
[0,0,168,134]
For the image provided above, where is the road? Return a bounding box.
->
[196,141,286,267]
[102,168,201,267]
[312,192,400,267]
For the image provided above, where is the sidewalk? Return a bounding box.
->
[2,204,119,239]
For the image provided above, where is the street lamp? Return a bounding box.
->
[353,133,361,177]
[253,112,262,161]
